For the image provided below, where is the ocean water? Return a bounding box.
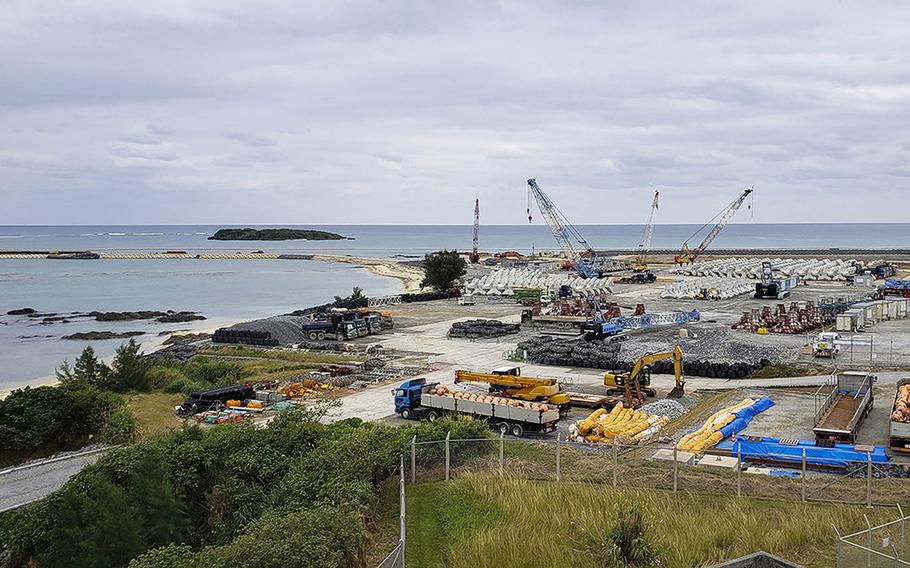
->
[1,223,908,389]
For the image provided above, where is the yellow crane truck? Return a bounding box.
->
[603,346,686,407]
[454,367,571,410]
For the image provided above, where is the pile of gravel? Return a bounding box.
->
[618,327,799,365]
[144,343,197,363]
[229,315,310,345]
[296,339,348,352]
[448,319,520,339]
[640,400,688,420]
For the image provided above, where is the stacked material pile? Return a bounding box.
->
[676,397,775,454]
[891,383,910,423]
[517,336,622,368]
[463,268,613,297]
[448,319,521,339]
[431,384,556,412]
[570,403,669,445]
[673,258,860,281]
[640,399,688,420]
[660,278,753,300]
[731,302,825,334]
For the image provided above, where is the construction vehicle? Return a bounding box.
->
[633,190,659,274]
[813,371,875,443]
[603,346,685,407]
[454,367,571,409]
[580,300,626,340]
[393,378,560,437]
[754,261,796,300]
[812,331,840,359]
[676,187,754,264]
[301,308,391,341]
[469,197,480,263]
[526,178,600,278]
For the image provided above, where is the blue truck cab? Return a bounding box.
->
[581,320,622,340]
[393,378,428,419]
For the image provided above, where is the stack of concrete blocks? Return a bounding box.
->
[463,268,613,297]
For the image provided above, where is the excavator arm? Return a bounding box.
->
[613,346,686,407]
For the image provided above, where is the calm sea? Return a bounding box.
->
[1,223,908,389]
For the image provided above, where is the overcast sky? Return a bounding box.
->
[2,1,909,225]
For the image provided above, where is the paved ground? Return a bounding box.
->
[0,449,107,512]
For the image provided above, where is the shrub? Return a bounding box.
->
[146,367,186,390]
[101,407,138,445]
[163,377,207,395]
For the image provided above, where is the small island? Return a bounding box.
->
[208,228,348,241]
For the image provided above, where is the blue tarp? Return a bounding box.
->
[718,396,775,438]
[717,437,889,467]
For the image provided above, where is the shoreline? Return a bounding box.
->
[312,254,425,293]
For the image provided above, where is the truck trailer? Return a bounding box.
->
[813,371,875,443]
[889,378,910,453]
[302,309,389,341]
[393,378,560,437]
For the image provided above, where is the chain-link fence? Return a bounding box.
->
[405,434,910,507]
[374,455,406,568]
[836,507,910,567]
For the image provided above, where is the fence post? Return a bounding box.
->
[736,445,742,497]
[556,433,561,483]
[801,447,807,503]
[399,454,406,567]
[499,431,504,475]
[410,435,416,485]
[672,445,678,493]
[865,515,873,568]
[899,503,906,549]
[867,451,872,508]
[612,443,618,487]
[445,431,451,482]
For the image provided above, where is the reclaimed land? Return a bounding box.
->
[208,228,348,240]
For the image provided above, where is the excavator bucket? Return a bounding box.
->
[667,384,685,398]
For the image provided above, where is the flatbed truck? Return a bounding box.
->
[890,378,910,453]
[393,378,560,437]
[813,371,875,443]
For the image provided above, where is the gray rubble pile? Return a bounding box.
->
[619,327,799,365]
[230,315,309,345]
[143,343,197,363]
[448,319,521,339]
[640,400,688,420]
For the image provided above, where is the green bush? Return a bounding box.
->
[162,377,206,395]
[181,358,246,386]
[146,367,186,390]
[101,407,138,445]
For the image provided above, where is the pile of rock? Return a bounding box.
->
[640,400,688,420]
[448,319,520,339]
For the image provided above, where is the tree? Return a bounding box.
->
[333,286,368,309]
[106,339,151,392]
[421,249,467,291]
[57,346,110,387]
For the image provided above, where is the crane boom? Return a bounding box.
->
[454,368,571,406]
[526,178,599,278]
[634,190,659,271]
[470,197,480,263]
[676,187,753,264]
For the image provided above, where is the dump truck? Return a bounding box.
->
[813,371,876,443]
[301,308,390,341]
[889,378,910,453]
[393,378,560,437]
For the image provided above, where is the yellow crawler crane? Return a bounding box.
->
[454,367,571,408]
[603,345,685,408]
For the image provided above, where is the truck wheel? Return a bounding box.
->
[400,408,411,420]
[511,424,523,438]
[307,331,318,340]
[427,411,439,422]
[317,331,326,340]
[498,422,509,436]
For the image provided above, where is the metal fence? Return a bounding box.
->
[405,433,910,508]
[374,455,406,568]
[836,507,910,567]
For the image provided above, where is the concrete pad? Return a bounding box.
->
[651,448,696,465]
[697,455,739,469]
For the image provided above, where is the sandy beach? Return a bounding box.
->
[312,254,425,293]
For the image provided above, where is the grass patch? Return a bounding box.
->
[407,476,892,568]
[197,345,365,364]
[405,482,502,568]
[127,392,184,437]
[748,363,829,380]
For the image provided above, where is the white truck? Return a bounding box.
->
[812,332,840,359]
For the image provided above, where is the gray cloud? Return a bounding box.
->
[2,1,910,224]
